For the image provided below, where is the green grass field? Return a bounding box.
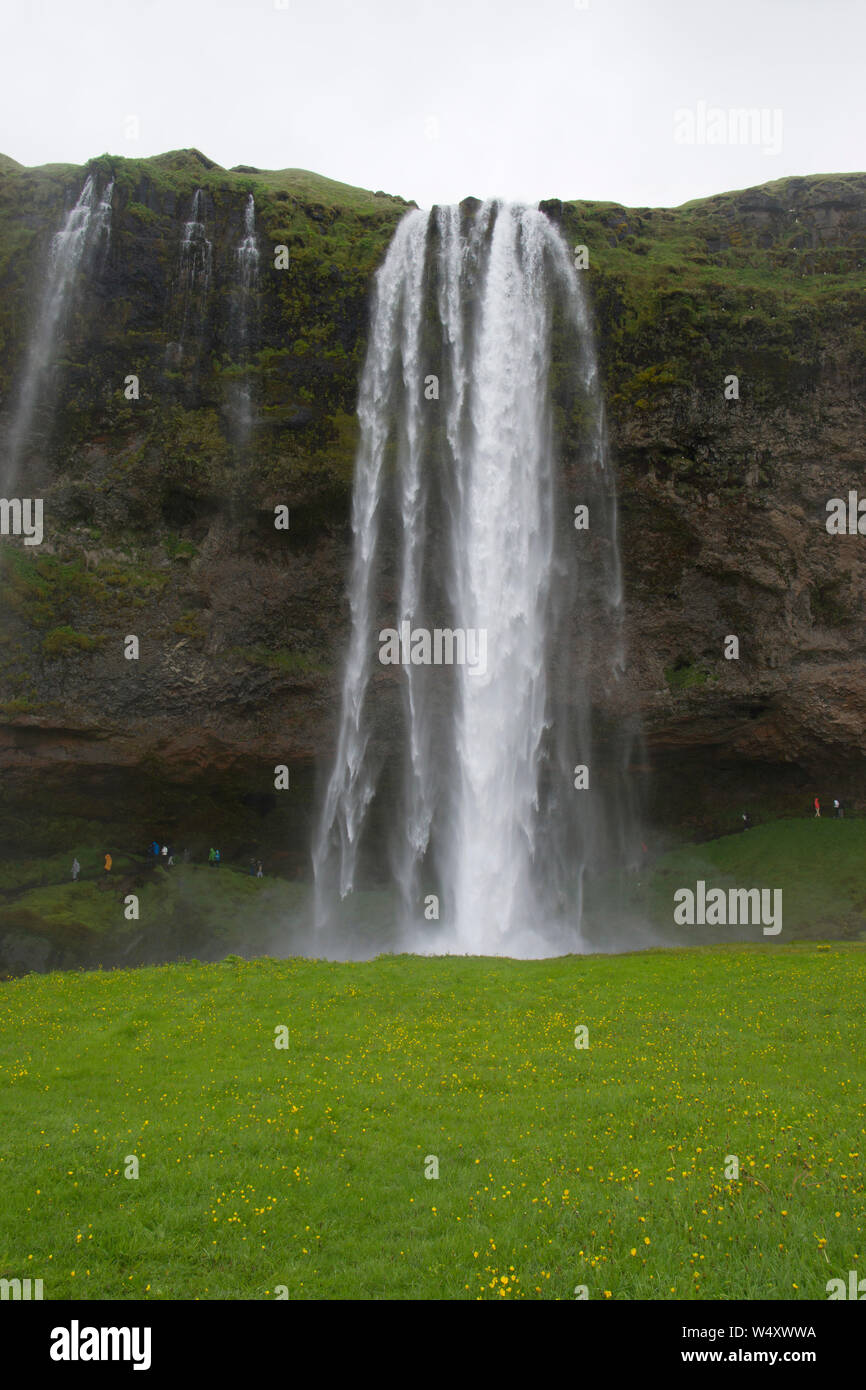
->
[1,943,863,1300]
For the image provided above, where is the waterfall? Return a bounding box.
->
[236,194,260,319]
[3,173,113,489]
[313,201,641,957]
[229,193,259,444]
[167,188,212,366]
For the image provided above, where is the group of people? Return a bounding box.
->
[70,846,265,880]
[72,853,114,879]
[149,841,186,867]
[72,854,112,879]
[741,797,849,830]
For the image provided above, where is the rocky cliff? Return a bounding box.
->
[1,150,864,865]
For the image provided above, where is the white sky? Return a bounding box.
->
[2,0,864,208]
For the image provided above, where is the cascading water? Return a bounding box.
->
[167,188,212,366]
[229,193,260,445]
[313,201,642,957]
[3,173,114,489]
[236,194,260,332]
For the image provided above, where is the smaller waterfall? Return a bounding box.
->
[167,188,212,366]
[236,194,260,317]
[4,174,113,488]
[229,193,260,444]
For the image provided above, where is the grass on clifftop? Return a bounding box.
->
[0,147,411,214]
[0,944,863,1300]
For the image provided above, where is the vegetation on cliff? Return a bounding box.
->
[554,173,866,419]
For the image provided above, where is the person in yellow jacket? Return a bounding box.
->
[104,853,112,875]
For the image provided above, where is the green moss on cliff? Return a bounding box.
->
[41,625,105,656]
[0,545,168,631]
[232,645,328,676]
[554,173,866,407]
[664,660,713,692]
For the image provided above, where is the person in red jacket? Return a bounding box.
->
[813,797,821,818]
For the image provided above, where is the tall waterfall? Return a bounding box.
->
[3,174,113,489]
[167,188,212,365]
[229,193,259,444]
[313,201,641,957]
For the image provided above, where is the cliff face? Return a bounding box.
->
[0,150,409,862]
[0,153,865,860]
[550,178,866,834]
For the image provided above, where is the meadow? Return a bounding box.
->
[1,942,863,1299]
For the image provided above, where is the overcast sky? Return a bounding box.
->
[3,0,864,208]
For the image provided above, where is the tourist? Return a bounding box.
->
[814,797,821,818]
[249,859,256,876]
[104,852,112,876]
[256,860,263,878]
[161,844,168,859]
[208,847,216,868]
[71,857,80,881]
[742,812,751,830]
[152,840,159,858]
[214,848,221,868]
[834,798,844,818]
